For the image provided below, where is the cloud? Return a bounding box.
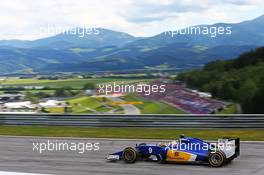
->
[119,0,208,23]
[220,0,264,6]
[0,0,263,39]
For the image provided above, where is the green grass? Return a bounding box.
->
[67,96,104,113]
[217,104,237,114]
[45,107,65,113]
[123,94,185,114]
[43,96,119,114]
[65,96,122,114]
[1,78,153,89]
[0,78,54,84]
[44,96,106,114]
[0,126,263,141]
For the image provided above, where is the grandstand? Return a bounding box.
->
[139,81,226,114]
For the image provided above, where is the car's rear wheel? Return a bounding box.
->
[157,154,165,163]
[122,147,138,163]
[208,151,226,167]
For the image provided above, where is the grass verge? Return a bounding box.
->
[0,126,263,141]
[217,104,237,114]
[1,78,153,89]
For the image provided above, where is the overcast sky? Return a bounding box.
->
[0,0,263,40]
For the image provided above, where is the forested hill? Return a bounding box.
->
[177,47,264,113]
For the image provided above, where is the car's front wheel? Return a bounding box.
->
[208,151,226,167]
[122,147,138,163]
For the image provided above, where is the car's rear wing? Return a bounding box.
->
[218,137,240,159]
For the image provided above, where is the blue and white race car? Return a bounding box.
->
[107,135,240,167]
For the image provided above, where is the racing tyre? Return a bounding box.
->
[208,150,226,167]
[122,147,138,163]
[157,154,165,164]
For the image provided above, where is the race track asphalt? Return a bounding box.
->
[0,136,263,175]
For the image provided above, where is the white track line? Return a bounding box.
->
[0,172,49,175]
[0,135,264,143]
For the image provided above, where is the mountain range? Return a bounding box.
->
[0,15,264,74]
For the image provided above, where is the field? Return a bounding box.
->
[44,96,124,114]
[123,93,185,114]
[0,78,154,89]
[0,126,263,141]
[217,104,237,114]
[0,77,236,114]
[67,96,123,113]
[68,96,102,113]
[44,94,183,114]
[44,107,65,113]
[0,77,186,114]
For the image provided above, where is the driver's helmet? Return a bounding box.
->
[179,134,185,139]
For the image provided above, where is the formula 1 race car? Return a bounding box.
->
[107,135,240,167]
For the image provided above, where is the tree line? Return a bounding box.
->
[177,47,264,113]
